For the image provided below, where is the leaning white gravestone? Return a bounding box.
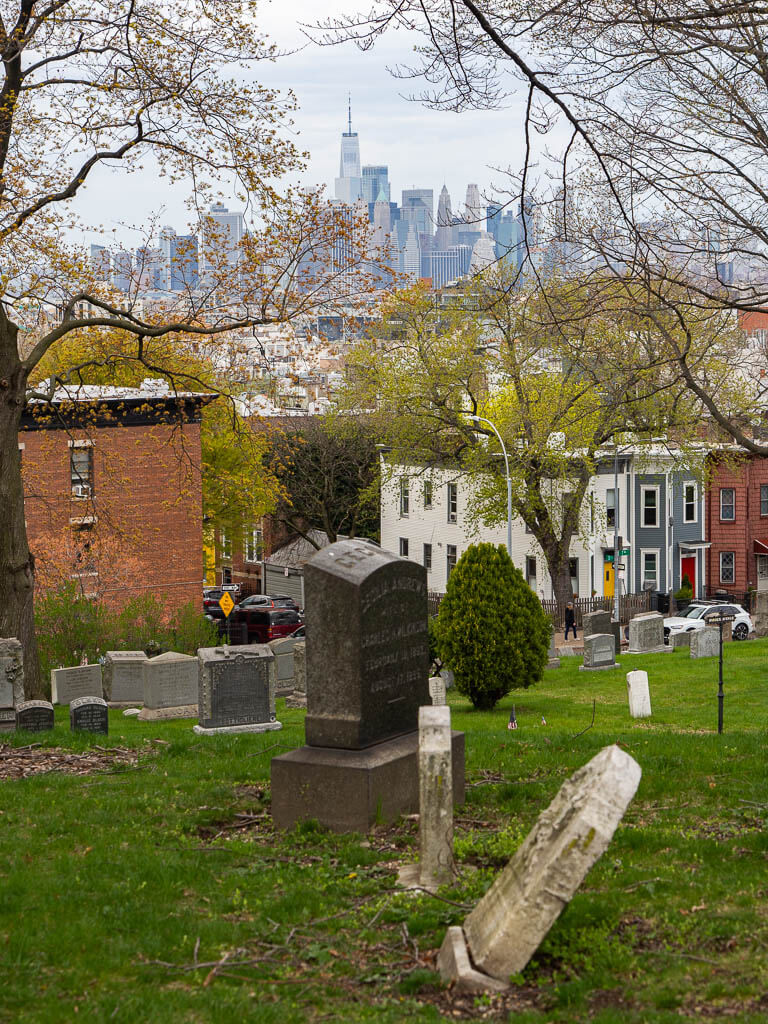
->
[626,670,652,718]
[437,744,641,991]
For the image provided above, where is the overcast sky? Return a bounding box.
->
[80,2,535,247]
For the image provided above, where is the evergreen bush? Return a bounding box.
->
[436,542,550,710]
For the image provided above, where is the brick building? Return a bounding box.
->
[705,453,768,600]
[21,383,211,613]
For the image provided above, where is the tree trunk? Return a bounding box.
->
[541,542,574,624]
[0,318,41,698]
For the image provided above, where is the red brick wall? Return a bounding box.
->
[706,455,768,593]
[21,419,203,615]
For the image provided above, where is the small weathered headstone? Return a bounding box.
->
[628,612,665,654]
[546,628,560,669]
[16,700,54,732]
[671,631,692,649]
[285,640,307,710]
[626,670,652,718]
[195,645,281,735]
[269,636,297,695]
[580,633,617,671]
[437,744,641,990]
[690,626,719,659]
[0,637,24,733]
[103,651,147,705]
[583,610,611,638]
[440,668,455,690]
[50,664,103,705]
[122,707,141,717]
[138,652,197,721]
[428,676,447,705]
[70,696,109,734]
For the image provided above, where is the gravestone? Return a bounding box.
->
[0,638,24,733]
[16,700,54,732]
[428,676,447,705]
[285,641,307,710]
[437,744,641,991]
[269,636,297,695]
[546,628,560,669]
[690,626,719,659]
[626,670,652,718]
[440,668,454,690]
[583,610,611,638]
[70,696,109,734]
[50,664,103,705]
[671,631,692,649]
[398,705,456,891]
[195,645,281,735]
[580,633,617,671]
[628,612,665,653]
[103,651,147,706]
[271,539,465,833]
[138,652,197,721]
[609,620,622,652]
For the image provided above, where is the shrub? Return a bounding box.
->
[436,543,550,710]
[674,573,693,605]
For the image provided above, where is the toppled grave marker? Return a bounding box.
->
[437,744,641,991]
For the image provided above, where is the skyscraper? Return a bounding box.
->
[159,225,199,291]
[200,202,245,285]
[362,165,390,204]
[402,189,433,237]
[89,244,111,282]
[464,183,483,232]
[334,98,363,205]
[434,185,454,250]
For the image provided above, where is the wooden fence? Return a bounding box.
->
[428,589,652,627]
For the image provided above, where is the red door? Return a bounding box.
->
[681,556,696,597]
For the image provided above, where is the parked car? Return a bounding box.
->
[237,594,300,613]
[664,602,753,643]
[230,606,303,644]
[202,588,239,620]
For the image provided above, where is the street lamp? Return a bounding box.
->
[469,414,512,556]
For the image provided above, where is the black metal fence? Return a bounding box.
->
[428,589,653,627]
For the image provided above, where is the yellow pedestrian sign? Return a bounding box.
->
[218,592,235,617]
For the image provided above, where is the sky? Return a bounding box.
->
[79,2,535,247]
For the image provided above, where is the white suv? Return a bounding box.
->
[664,602,753,643]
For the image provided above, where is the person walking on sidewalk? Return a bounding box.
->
[564,602,577,640]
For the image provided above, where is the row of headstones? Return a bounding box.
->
[1,642,284,736]
[581,611,721,670]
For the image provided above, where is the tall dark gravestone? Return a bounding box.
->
[70,696,109,735]
[271,540,465,833]
[16,700,54,732]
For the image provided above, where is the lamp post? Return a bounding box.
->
[470,414,512,556]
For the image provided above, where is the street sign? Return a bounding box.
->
[218,592,235,617]
[616,563,626,571]
[604,553,614,563]
[619,548,630,556]
[221,584,240,593]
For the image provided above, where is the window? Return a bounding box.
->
[222,566,232,585]
[220,531,232,561]
[70,445,93,497]
[720,551,735,583]
[73,525,96,574]
[423,479,433,509]
[761,484,768,516]
[641,486,658,527]
[606,488,616,529]
[683,482,697,523]
[447,482,458,523]
[720,488,735,521]
[569,557,579,595]
[399,478,409,517]
[399,537,409,558]
[525,556,537,589]
[641,550,658,587]
[423,543,432,571]
[244,527,263,563]
[446,544,457,579]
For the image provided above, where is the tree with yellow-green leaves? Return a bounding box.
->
[0,2,382,695]
[344,272,726,615]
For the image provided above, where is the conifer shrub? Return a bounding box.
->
[436,542,550,710]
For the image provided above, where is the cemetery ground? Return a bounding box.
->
[0,646,766,1023]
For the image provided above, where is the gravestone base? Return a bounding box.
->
[138,704,198,722]
[546,657,561,669]
[579,662,621,672]
[271,730,465,834]
[626,646,667,655]
[284,693,307,710]
[193,719,282,736]
[436,927,509,994]
[107,701,141,710]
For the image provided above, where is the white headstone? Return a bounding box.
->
[626,670,652,718]
[690,626,719,659]
[428,676,447,705]
[418,705,455,889]
[438,744,641,986]
[50,664,103,705]
[628,612,665,654]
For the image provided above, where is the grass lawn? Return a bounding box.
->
[0,640,767,1022]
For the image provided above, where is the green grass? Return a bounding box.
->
[1,640,767,1022]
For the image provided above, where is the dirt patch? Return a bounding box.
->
[0,742,145,781]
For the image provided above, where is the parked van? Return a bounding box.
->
[232,606,302,644]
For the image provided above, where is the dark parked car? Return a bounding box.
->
[203,588,239,620]
[231,606,303,644]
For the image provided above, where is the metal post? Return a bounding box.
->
[718,619,724,734]
[618,444,622,618]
